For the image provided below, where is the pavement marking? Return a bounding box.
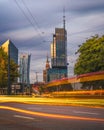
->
[73,110,99,115]
[14,115,34,120]
[14,114,41,122]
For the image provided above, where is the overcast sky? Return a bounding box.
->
[0,0,104,83]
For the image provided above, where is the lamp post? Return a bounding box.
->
[35,72,38,83]
[22,56,25,95]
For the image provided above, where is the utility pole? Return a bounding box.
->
[35,72,38,83]
[22,56,25,95]
[7,43,11,95]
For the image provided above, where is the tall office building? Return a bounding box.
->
[19,53,31,87]
[51,28,67,68]
[1,39,18,64]
[44,12,68,82]
[1,40,18,94]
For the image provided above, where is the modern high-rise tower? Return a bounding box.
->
[51,28,67,69]
[1,39,18,94]
[19,53,31,88]
[44,11,68,82]
[1,39,18,64]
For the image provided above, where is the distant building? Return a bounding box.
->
[1,39,18,64]
[19,53,31,88]
[43,55,50,82]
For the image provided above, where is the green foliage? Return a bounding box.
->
[74,35,104,89]
[0,47,8,88]
[10,59,20,83]
[74,35,104,75]
[81,80,104,90]
[0,47,19,89]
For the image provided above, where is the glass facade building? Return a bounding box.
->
[1,40,18,94]
[43,15,68,82]
[47,68,67,82]
[19,54,31,87]
[49,28,67,81]
[51,28,67,69]
[1,39,18,64]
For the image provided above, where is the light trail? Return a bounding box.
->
[0,106,104,122]
[0,96,104,108]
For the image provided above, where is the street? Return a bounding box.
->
[0,102,104,130]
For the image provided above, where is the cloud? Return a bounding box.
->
[68,0,104,14]
[0,0,104,82]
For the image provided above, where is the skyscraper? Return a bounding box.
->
[1,39,18,94]
[1,39,18,64]
[19,53,31,89]
[44,12,68,82]
[51,28,67,69]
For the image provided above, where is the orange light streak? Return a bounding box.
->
[0,106,104,122]
[46,71,104,87]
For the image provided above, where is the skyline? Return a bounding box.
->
[0,0,104,83]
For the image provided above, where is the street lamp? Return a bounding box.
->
[22,56,25,95]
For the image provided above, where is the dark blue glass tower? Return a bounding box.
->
[49,13,68,81]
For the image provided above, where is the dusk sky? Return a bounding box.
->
[0,0,104,83]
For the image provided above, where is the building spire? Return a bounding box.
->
[63,7,65,29]
[46,53,49,62]
[46,53,50,70]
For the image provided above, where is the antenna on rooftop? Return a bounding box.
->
[63,7,66,29]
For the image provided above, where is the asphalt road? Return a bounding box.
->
[0,102,104,130]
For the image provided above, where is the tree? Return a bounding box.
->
[10,59,19,83]
[74,35,104,89]
[0,47,19,93]
[0,47,8,89]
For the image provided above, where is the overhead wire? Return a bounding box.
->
[14,0,49,63]
[14,0,51,80]
[14,0,44,40]
[21,0,42,35]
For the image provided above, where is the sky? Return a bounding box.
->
[0,0,104,83]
